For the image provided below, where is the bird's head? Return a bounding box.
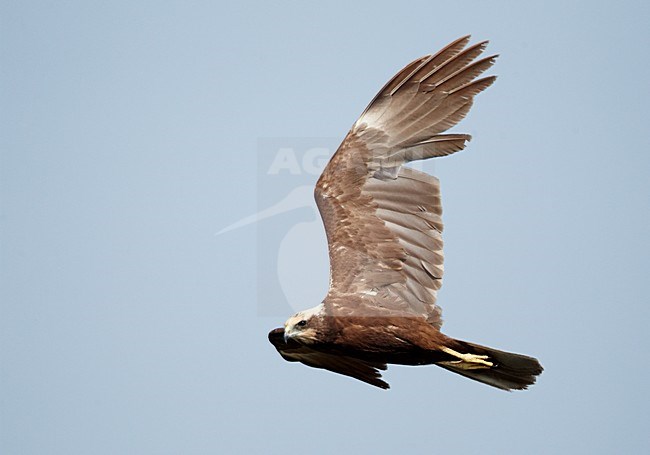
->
[284,305,324,344]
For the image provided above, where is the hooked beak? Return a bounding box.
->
[283,328,291,343]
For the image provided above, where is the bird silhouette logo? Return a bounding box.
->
[217,139,334,316]
[217,139,431,316]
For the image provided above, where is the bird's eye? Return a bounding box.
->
[296,320,307,327]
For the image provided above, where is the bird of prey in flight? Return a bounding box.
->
[268,36,543,390]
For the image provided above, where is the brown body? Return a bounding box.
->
[270,303,542,390]
[269,36,543,390]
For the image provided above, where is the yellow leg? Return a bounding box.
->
[441,347,494,368]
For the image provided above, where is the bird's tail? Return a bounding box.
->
[435,339,543,391]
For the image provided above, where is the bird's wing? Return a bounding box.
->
[268,328,389,389]
[316,36,496,327]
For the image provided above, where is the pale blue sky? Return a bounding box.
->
[2,1,650,454]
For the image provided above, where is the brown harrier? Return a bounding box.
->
[268,36,543,390]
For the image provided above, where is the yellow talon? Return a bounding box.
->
[441,347,494,368]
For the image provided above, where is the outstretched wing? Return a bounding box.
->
[316,36,497,327]
[268,328,389,389]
